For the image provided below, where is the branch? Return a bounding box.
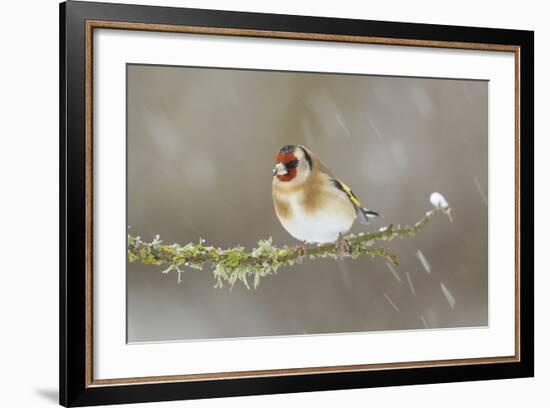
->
[128,198,452,289]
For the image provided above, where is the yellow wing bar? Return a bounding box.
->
[333,179,362,208]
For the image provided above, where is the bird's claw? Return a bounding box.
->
[335,233,352,257]
[293,241,308,263]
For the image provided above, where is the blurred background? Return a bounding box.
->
[126,64,488,342]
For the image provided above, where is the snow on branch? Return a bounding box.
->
[127,195,452,289]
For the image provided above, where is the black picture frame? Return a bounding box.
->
[60,1,534,406]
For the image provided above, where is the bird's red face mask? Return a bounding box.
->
[273,146,299,182]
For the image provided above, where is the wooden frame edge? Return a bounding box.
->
[83,19,523,388]
[85,20,94,388]
[88,356,519,387]
[87,19,520,52]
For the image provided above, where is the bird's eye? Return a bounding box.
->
[285,159,299,169]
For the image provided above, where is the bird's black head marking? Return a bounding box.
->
[279,145,295,154]
[300,147,313,170]
[284,159,299,170]
[276,144,312,171]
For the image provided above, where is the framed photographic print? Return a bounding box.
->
[59,1,534,406]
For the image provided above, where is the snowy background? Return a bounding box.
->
[126,64,488,342]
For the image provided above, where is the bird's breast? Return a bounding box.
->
[273,190,356,244]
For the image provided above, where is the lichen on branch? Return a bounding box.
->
[127,197,452,290]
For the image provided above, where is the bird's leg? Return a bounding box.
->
[293,241,308,263]
[335,233,352,257]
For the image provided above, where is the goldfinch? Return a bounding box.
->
[272,144,379,252]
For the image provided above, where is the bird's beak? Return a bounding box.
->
[273,162,288,176]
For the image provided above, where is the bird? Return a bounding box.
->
[272,144,379,254]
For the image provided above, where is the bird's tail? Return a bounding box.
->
[356,207,380,225]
